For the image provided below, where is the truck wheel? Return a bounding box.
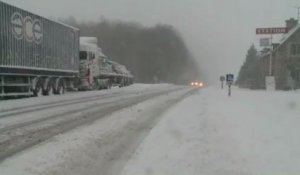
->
[57,84,65,95]
[105,83,109,89]
[47,86,55,96]
[33,84,44,97]
[107,80,112,89]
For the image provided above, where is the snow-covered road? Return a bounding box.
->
[1,85,300,175]
[0,84,194,162]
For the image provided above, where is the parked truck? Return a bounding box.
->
[0,1,133,97]
[79,37,133,90]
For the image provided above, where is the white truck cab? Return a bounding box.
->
[79,37,106,90]
[79,37,133,90]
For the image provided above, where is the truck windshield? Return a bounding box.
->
[80,51,87,60]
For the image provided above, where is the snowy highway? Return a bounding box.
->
[1,84,300,175]
[0,84,195,163]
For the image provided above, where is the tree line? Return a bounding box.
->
[61,17,200,84]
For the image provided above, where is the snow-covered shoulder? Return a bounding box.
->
[120,86,300,175]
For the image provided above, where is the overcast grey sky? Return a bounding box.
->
[2,0,299,84]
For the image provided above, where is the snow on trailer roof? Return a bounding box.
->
[98,48,107,58]
[106,59,132,76]
[80,37,98,51]
[80,37,107,58]
[80,37,98,44]
[0,1,79,31]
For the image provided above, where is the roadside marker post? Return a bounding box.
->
[226,74,234,96]
[220,76,225,89]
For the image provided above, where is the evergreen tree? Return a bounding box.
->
[236,44,259,88]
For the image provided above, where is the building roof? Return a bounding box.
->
[273,24,300,52]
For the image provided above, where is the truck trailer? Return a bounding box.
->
[0,1,80,97]
[0,2,133,97]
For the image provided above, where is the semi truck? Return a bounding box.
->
[79,37,133,90]
[0,1,133,97]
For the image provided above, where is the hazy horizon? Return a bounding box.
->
[2,0,299,84]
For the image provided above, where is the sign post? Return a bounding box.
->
[226,74,234,96]
[220,76,225,89]
[265,76,275,91]
[256,27,288,91]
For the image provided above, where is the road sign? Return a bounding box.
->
[260,38,270,47]
[220,76,225,81]
[226,74,234,96]
[226,74,234,83]
[256,27,288,34]
[220,76,225,89]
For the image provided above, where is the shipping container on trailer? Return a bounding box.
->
[0,1,80,97]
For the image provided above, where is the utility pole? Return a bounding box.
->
[295,6,300,21]
[269,34,273,76]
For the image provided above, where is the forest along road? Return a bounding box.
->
[0,84,197,172]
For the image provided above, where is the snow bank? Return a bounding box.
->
[120,86,300,175]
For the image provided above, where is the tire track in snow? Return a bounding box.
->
[0,87,187,161]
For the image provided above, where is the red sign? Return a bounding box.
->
[256,27,288,34]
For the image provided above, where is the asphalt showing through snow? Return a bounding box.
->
[0,85,195,162]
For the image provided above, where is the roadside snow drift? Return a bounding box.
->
[120,86,300,175]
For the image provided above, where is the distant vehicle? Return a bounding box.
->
[0,1,133,97]
[190,81,203,87]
